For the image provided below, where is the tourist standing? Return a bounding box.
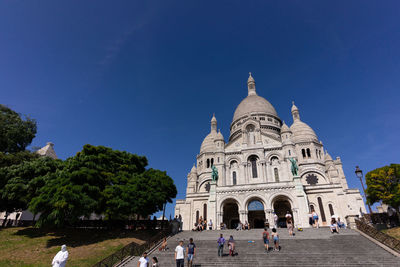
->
[312,210,319,228]
[175,240,185,267]
[274,212,278,228]
[228,235,236,256]
[137,252,149,267]
[160,237,168,251]
[286,217,294,236]
[262,227,270,252]
[152,257,159,267]
[217,233,225,257]
[52,245,69,267]
[208,219,213,230]
[271,228,280,252]
[187,238,196,267]
[244,221,250,230]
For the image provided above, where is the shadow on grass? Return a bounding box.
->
[14,227,159,248]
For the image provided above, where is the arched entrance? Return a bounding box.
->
[247,199,265,228]
[273,196,293,228]
[223,201,239,229]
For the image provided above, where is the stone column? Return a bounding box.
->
[260,160,266,183]
[266,209,273,228]
[239,210,247,224]
[242,162,248,184]
[293,175,310,227]
[208,181,217,229]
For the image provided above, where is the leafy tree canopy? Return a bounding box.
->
[29,144,177,227]
[366,164,400,210]
[0,156,62,215]
[0,104,37,153]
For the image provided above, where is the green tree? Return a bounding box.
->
[30,144,177,227]
[0,156,62,226]
[366,164,400,211]
[0,104,37,153]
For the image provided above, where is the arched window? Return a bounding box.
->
[316,149,318,158]
[271,156,279,165]
[196,210,199,223]
[248,200,264,211]
[211,158,214,166]
[302,149,306,158]
[232,171,237,185]
[319,150,322,159]
[203,203,207,221]
[328,204,334,216]
[249,156,258,178]
[206,159,210,168]
[274,168,279,182]
[288,150,291,156]
[317,197,326,222]
[306,148,311,158]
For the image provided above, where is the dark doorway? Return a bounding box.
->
[247,200,266,228]
[273,198,292,228]
[223,202,239,229]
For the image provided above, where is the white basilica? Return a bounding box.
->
[175,73,366,230]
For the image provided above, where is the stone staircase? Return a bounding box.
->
[124,228,399,266]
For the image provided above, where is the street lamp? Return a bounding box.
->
[355,166,373,214]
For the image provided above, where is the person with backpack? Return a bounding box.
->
[262,227,270,252]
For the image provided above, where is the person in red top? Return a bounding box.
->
[262,227,270,252]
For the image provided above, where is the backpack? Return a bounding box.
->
[263,232,268,239]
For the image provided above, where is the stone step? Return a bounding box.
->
[122,228,400,267]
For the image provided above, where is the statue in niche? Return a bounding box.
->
[211,165,219,182]
[289,157,299,176]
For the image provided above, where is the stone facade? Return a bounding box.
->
[175,73,366,230]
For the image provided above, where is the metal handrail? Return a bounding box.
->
[92,229,171,267]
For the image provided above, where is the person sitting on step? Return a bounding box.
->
[330,218,339,234]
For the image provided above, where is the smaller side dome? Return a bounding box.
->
[290,121,318,142]
[190,164,197,174]
[280,121,291,133]
[200,132,217,153]
[324,151,333,162]
[215,130,225,142]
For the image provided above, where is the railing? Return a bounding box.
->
[355,218,400,253]
[92,228,171,267]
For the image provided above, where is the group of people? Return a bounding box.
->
[138,252,159,267]
[217,234,237,256]
[262,227,280,252]
[235,221,250,231]
[192,217,213,231]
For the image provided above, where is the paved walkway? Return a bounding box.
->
[123,228,399,266]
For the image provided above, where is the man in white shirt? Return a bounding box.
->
[137,251,149,267]
[208,219,213,230]
[175,240,185,267]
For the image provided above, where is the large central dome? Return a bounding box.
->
[232,73,279,123]
[233,94,278,122]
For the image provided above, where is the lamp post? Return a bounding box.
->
[355,166,373,214]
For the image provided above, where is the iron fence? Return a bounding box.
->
[92,228,171,267]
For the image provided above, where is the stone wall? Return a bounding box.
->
[355,219,400,253]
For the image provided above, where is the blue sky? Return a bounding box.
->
[1,1,399,218]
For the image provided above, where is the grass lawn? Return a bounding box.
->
[0,227,158,267]
[382,226,400,241]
